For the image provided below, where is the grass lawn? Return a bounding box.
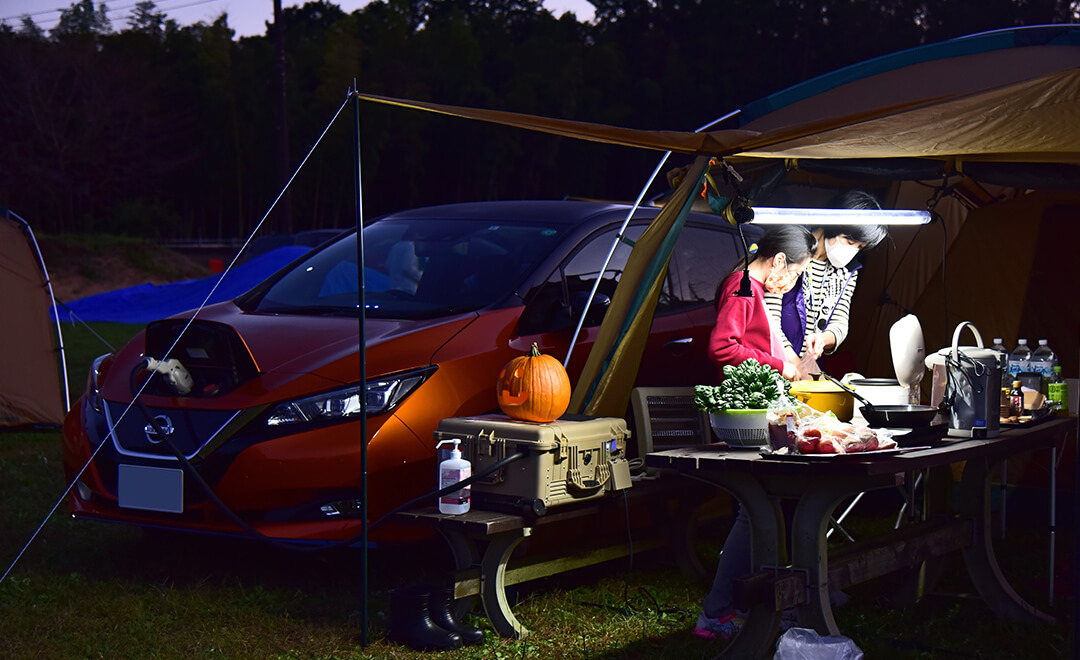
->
[2,322,1075,658]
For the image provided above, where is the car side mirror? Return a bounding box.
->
[571,291,610,327]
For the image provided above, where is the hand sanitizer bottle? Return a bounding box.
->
[436,439,471,514]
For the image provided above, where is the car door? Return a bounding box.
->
[668,221,759,385]
[515,218,747,390]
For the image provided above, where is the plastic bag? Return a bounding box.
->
[774,627,864,660]
[766,398,815,451]
[796,353,821,381]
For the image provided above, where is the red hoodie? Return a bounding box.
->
[708,270,785,380]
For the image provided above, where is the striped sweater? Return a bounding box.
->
[764,258,858,356]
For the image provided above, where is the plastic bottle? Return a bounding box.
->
[1030,339,1058,393]
[1048,366,1070,416]
[436,438,471,515]
[1008,380,1025,418]
[990,337,1009,372]
[1007,339,1032,379]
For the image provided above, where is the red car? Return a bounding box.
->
[63,200,757,544]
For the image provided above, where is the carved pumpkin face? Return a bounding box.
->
[496,343,571,423]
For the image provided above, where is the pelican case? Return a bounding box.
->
[433,414,633,515]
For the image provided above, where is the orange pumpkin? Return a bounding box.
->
[496,343,571,423]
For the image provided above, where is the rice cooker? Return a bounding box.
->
[924,321,1001,438]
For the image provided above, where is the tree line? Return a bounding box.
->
[1,0,1076,239]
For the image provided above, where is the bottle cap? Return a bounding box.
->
[1054,365,1063,372]
[1019,339,1028,344]
[993,338,1003,344]
[1039,339,1048,345]
[1013,380,1022,388]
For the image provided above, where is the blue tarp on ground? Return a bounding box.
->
[54,246,312,324]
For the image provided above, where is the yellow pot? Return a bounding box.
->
[789,380,854,422]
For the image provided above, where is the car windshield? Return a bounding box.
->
[248,218,566,319]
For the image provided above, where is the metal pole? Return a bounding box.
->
[563,109,740,368]
[1049,445,1056,605]
[1001,460,1007,539]
[272,0,292,233]
[353,87,369,647]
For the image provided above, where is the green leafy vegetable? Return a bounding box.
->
[694,358,790,412]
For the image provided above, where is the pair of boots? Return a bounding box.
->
[387,584,484,651]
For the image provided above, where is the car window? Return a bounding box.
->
[248,219,566,319]
[663,224,746,311]
[518,224,647,334]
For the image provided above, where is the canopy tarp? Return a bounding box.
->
[358,24,1080,411]
[568,155,710,417]
[359,26,1080,175]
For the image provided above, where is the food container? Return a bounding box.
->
[789,379,854,422]
[708,409,769,446]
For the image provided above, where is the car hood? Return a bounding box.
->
[100,301,479,405]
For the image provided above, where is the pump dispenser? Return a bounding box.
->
[436,439,471,514]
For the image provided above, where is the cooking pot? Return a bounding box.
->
[789,379,854,422]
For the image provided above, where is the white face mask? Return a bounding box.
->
[825,237,860,269]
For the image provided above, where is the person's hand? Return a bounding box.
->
[781,361,799,381]
[805,331,835,358]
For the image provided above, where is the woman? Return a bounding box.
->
[695,225,816,641]
[695,225,816,640]
[765,190,888,364]
[708,224,817,383]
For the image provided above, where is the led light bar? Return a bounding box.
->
[748,207,932,225]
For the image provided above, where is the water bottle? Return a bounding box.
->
[1048,366,1069,416]
[1030,339,1058,393]
[1007,339,1032,379]
[990,337,1009,372]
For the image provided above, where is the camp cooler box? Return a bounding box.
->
[433,414,633,515]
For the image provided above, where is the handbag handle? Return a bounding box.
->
[950,321,984,364]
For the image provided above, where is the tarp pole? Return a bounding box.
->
[352,87,370,648]
[563,110,740,369]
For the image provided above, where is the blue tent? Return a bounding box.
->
[54,246,312,324]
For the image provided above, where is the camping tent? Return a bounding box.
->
[358,24,1080,415]
[0,207,69,427]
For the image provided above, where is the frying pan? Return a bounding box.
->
[817,372,940,428]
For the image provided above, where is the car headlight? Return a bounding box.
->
[265,366,436,427]
[86,353,110,414]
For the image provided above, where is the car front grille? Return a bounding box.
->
[103,401,242,460]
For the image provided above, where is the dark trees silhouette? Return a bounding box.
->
[0,0,1074,238]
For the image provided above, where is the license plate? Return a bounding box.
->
[118,465,184,513]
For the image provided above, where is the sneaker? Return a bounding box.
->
[693,610,745,640]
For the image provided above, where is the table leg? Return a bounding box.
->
[438,528,480,620]
[479,528,532,639]
[790,475,899,635]
[958,456,1055,624]
[690,473,785,660]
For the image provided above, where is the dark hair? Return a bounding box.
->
[716,225,816,307]
[753,224,817,265]
[820,189,888,248]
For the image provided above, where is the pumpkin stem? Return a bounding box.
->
[529,342,542,357]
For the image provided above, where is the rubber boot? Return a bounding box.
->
[428,586,485,645]
[387,585,462,651]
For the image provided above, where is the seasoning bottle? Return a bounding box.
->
[1048,366,1069,417]
[1008,380,1025,418]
